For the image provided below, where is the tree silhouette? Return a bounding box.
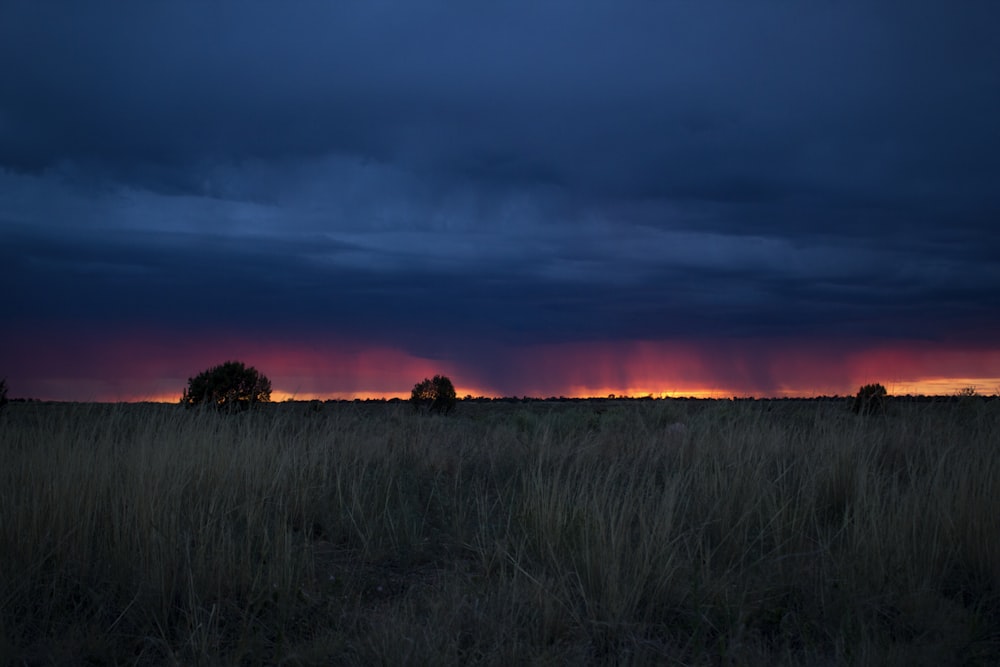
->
[410,375,457,414]
[0,378,7,411]
[852,383,888,415]
[181,361,271,411]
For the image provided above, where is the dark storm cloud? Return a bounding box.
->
[2,0,999,375]
[5,1,998,206]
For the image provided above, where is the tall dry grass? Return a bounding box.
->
[0,399,997,665]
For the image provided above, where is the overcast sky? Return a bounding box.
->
[2,1,999,400]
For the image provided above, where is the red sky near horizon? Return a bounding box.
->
[3,4,999,408]
[4,329,998,402]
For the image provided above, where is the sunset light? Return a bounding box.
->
[1,2,997,404]
[2,4,999,662]
[3,329,996,402]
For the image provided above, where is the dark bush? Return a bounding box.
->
[852,383,888,415]
[0,378,7,411]
[410,375,457,414]
[181,361,271,411]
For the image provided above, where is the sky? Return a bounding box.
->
[2,1,999,401]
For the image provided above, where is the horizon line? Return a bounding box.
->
[6,392,997,405]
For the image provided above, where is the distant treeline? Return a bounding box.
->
[3,394,995,406]
[296,394,996,405]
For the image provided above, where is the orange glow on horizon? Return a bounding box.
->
[129,376,1000,404]
[883,377,1000,397]
[268,385,494,403]
[559,385,732,399]
[7,327,1000,402]
[132,385,499,404]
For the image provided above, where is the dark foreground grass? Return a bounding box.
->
[0,398,998,665]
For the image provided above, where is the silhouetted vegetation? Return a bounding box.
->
[852,382,888,415]
[0,378,7,412]
[181,361,271,411]
[410,375,457,414]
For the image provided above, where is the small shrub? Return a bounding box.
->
[181,361,271,411]
[852,383,888,415]
[410,375,457,414]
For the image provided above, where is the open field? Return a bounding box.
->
[1,398,998,666]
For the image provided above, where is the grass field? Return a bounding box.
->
[1,398,998,665]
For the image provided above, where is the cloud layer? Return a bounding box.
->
[2,1,998,399]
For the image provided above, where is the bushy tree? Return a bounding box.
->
[0,378,7,411]
[852,383,888,415]
[181,361,271,411]
[410,375,457,414]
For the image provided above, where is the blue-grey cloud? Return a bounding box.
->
[2,0,999,379]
